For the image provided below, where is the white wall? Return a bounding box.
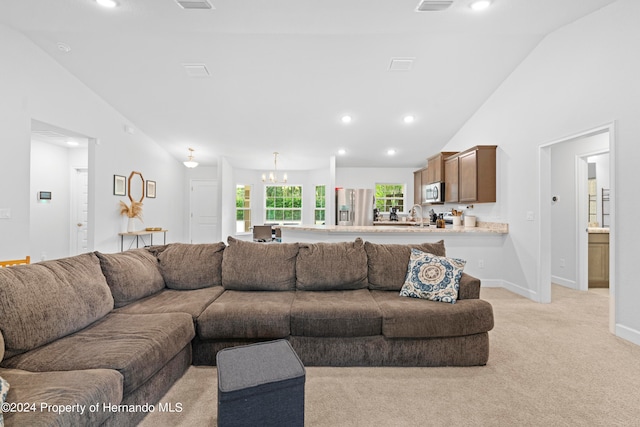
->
[0,24,186,258]
[441,0,640,344]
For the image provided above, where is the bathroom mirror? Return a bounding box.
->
[128,171,145,203]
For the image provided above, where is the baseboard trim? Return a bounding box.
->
[616,324,640,347]
[481,279,539,301]
[551,275,577,289]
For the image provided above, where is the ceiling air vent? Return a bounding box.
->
[176,0,213,10]
[416,0,454,11]
[389,58,415,72]
[183,63,211,78]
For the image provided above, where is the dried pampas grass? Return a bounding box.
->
[119,200,143,220]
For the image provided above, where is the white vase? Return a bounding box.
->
[127,217,136,233]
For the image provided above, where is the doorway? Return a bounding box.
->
[30,120,90,260]
[540,123,616,332]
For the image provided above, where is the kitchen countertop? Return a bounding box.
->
[281,221,508,235]
[588,227,610,234]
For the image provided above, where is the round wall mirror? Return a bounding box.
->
[128,171,145,203]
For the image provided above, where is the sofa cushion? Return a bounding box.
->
[95,249,165,308]
[0,253,114,358]
[364,240,446,291]
[371,290,494,338]
[296,238,368,291]
[198,291,295,339]
[157,242,226,290]
[290,289,382,337]
[0,313,194,396]
[114,287,225,319]
[222,237,299,291]
[0,367,123,427]
[399,249,466,304]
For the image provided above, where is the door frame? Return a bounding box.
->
[538,122,616,332]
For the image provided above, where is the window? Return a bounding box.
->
[236,185,251,233]
[314,185,326,225]
[375,183,404,213]
[265,185,302,224]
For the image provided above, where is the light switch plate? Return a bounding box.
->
[526,211,535,221]
[0,208,11,219]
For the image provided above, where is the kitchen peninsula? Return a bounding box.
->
[280,222,509,281]
[280,222,508,244]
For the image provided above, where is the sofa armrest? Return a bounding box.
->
[458,272,481,300]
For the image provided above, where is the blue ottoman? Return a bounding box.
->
[217,340,306,427]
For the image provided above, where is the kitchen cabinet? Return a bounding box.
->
[413,167,429,205]
[588,232,609,288]
[444,156,458,202]
[444,145,496,203]
[426,152,458,184]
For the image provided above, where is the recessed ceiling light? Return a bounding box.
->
[338,149,347,155]
[66,140,79,147]
[96,0,118,8]
[404,115,415,124]
[470,0,491,11]
[341,115,352,124]
[387,149,397,156]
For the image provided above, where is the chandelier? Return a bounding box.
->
[262,152,287,183]
[183,148,199,168]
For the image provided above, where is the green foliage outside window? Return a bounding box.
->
[265,185,303,224]
[375,184,404,213]
[315,185,326,225]
[236,185,251,233]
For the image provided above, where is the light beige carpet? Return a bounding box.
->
[139,286,640,426]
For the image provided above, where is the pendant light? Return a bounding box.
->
[183,148,199,168]
[262,152,287,183]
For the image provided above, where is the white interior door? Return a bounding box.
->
[190,180,219,243]
[71,168,89,254]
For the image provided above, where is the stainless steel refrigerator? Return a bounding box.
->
[335,188,375,226]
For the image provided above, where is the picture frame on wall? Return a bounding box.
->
[113,175,126,196]
[146,180,156,198]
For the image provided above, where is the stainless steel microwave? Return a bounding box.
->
[425,182,445,203]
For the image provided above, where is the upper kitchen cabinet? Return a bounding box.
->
[413,167,429,205]
[444,145,497,203]
[426,152,458,184]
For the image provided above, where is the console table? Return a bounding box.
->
[118,229,168,252]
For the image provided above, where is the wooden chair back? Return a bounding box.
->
[0,256,31,268]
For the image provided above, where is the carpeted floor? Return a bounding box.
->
[139,285,640,426]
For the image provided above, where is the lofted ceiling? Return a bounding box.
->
[0,0,617,170]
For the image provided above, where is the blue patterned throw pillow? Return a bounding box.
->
[0,376,9,427]
[399,249,466,304]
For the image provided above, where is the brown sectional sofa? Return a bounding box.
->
[0,237,494,426]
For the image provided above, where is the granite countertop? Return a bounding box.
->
[282,221,508,235]
[588,227,610,234]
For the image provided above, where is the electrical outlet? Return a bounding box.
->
[0,208,10,219]
[559,258,565,268]
[478,259,485,268]
[526,211,535,221]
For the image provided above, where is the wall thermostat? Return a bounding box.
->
[38,191,52,200]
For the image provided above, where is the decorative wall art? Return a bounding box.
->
[113,175,126,196]
[146,180,156,198]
